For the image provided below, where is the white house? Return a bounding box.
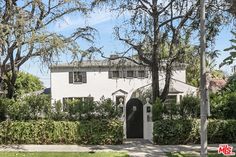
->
[50,58,197,141]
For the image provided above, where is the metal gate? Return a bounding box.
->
[126,98,143,138]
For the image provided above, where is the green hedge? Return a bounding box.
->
[153,119,236,145]
[0,119,123,145]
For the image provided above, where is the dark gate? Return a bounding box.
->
[126,98,143,138]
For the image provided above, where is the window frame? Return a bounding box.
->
[126,70,134,78]
[138,70,145,78]
[69,71,87,84]
[73,72,83,83]
[112,71,119,78]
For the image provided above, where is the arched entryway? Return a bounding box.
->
[126,98,143,138]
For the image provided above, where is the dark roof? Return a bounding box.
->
[50,58,187,70]
[43,88,51,94]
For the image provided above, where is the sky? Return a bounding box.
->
[21,8,235,88]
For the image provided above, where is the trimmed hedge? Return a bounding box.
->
[0,119,123,145]
[153,119,236,145]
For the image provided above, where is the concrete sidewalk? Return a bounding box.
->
[0,141,235,157]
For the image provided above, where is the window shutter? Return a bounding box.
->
[69,72,73,83]
[123,70,127,78]
[82,72,87,83]
[119,70,123,78]
[134,70,137,78]
[145,70,148,78]
[108,71,112,78]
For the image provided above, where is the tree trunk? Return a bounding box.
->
[152,64,160,103]
[161,64,172,102]
[6,82,14,98]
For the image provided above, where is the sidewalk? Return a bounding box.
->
[0,141,235,157]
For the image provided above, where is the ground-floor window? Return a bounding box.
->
[62,97,94,111]
[165,95,177,104]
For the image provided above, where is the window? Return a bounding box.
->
[112,71,119,78]
[84,97,94,103]
[116,96,125,105]
[165,95,177,104]
[69,71,87,83]
[74,72,83,83]
[62,97,76,111]
[127,71,134,77]
[138,70,145,78]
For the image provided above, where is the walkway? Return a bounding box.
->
[0,140,235,157]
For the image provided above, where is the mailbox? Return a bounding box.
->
[146,106,151,113]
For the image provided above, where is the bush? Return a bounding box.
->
[0,98,13,121]
[79,119,123,145]
[153,119,236,144]
[210,92,236,119]
[152,98,164,121]
[152,95,200,120]
[6,94,51,121]
[179,95,200,119]
[0,119,123,145]
[56,97,121,121]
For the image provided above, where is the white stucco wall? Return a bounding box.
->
[51,69,187,102]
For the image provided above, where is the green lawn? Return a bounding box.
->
[166,152,226,157]
[0,152,129,157]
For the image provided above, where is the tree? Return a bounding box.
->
[226,0,236,16]
[0,0,96,98]
[93,0,230,102]
[13,71,44,98]
[220,31,236,67]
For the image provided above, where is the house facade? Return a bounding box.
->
[50,59,197,140]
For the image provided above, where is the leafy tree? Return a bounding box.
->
[0,0,96,98]
[220,31,236,67]
[2,71,44,98]
[93,0,230,102]
[14,71,44,98]
[226,0,236,16]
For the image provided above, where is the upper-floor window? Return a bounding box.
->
[138,70,145,78]
[69,71,87,84]
[112,71,119,78]
[127,71,134,77]
[108,69,148,79]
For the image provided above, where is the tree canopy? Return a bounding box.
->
[0,0,96,98]
[93,0,232,102]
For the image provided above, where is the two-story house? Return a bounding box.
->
[51,59,196,103]
[50,58,197,140]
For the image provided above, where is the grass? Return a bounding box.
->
[0,152,129,157]
[166,152,227,157]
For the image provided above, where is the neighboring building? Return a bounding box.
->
[50,58,197,140]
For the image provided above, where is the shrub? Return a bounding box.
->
[6,94,51,121]
[179,95,200,119]
[79,119,123,145]
[0,98,14,121]
[152,98,164,121]
[152,95,200,120]
[95,97,121,119]
[153,119,236,144]
[52,100,67,121]
[0,119,123,145]
[56,97,121,121]
[210,92,236,119]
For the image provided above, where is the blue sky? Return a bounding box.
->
[21,9,234,88]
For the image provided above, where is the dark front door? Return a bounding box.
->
[126,98,143,138]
